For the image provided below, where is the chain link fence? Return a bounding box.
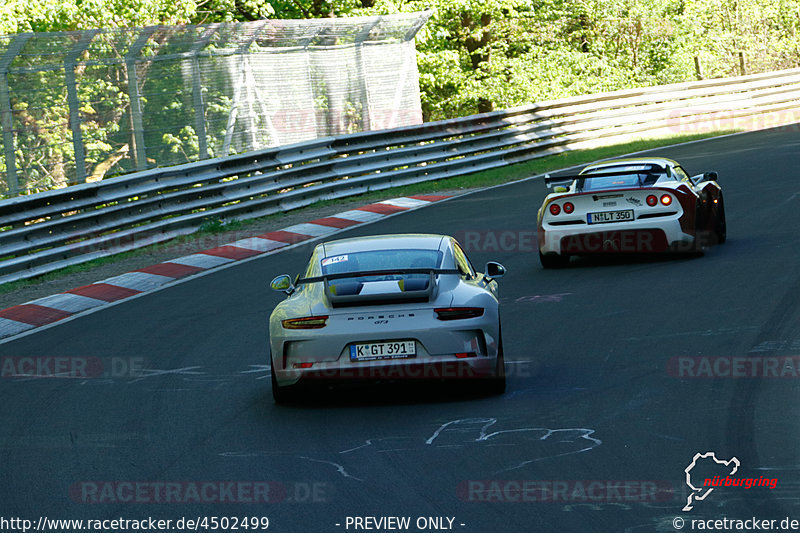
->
[0,12,431,198]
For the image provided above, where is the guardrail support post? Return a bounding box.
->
[694,56,703,80]
[126,28,156,171]
[354,18,381,133]
[65,29,99,185]
[0,33,31,197]
[302,28,323,139]
[191,55,209,160]
[222,60,245,156]
[190,25,218,160]
[222,22,268,156]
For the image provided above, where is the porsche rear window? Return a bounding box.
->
[321,249,442,275]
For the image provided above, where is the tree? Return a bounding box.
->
[0,0,197,33]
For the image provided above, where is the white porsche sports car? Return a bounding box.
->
[537,157,725,268]
[268,234,507,403]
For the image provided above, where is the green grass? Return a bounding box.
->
[0,129,739,295]
[198,217,244,233]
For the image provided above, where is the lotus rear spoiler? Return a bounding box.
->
[543,174,576,190]
[543,166,668,189]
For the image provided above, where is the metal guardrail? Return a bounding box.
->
[2,67,800,284]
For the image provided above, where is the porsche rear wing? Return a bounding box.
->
[297,268,459,307]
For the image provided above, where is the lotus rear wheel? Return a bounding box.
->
[539,251,569,269]
[715,194,727,244]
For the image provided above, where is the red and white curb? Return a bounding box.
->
[0,195,451,341]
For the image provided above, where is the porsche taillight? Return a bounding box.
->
[281,316,329,329]
[434,307,484,320]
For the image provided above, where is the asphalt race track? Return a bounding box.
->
[2,126,800,532]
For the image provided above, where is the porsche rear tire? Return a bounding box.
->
[482,327,506,395]
[270,354,298,404]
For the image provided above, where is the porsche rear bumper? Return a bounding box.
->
[270,307,501,387]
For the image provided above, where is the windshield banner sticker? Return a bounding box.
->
[322,255,349,267]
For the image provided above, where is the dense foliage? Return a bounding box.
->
[0,0,798,196]
[3,0,799,120]
[360,0,800,120]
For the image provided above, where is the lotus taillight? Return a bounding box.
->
[281,316,329,329]
[549,203,561,215]
[660,194,672,206]
[646,195,657,206]
[435,307,484,320]
[563,202,574,214]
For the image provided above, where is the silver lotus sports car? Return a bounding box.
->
[537,157,725,268]
[268,234,507,402]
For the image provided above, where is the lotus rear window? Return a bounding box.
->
[580,171,664,191]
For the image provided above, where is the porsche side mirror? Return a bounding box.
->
[270,274,295,294]
[485,261,506,279]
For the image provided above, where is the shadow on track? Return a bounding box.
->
[564,252,705,269]
[264,380,505,409]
